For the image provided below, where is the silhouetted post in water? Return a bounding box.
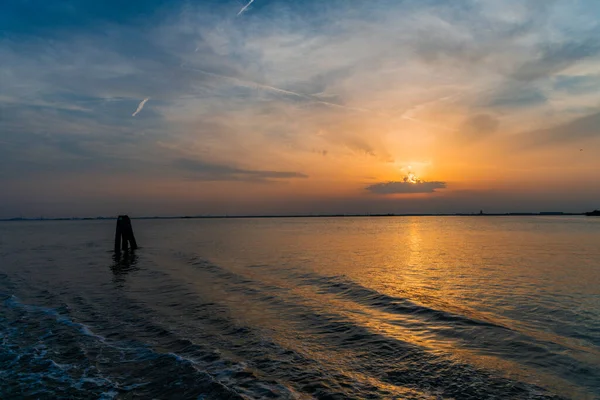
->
[114,215,138,253]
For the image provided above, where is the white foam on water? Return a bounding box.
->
[4,294,110,344]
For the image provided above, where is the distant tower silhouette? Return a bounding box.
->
[479,209,484,215]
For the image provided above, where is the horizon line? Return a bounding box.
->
[0,211,590,222]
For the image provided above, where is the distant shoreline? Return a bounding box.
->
[0,212,588,222]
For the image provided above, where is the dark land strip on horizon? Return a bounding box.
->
[0,212,590,222]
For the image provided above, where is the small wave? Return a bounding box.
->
[294,273,505,329]
[169,256,570,399]
[182,255,594,398]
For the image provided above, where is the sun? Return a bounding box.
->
[405,172,419,183]
[403,166,422,184]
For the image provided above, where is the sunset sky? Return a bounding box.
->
[2,0,600,217]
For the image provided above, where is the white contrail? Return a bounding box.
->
[394,95,459,131]
[237,0,254,16]
[132,98,149,117]
[180,64,455,126]
[181,65,376,114]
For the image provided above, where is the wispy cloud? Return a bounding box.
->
[132,98,149,117]
[518,111,600,148]
[175,158,307,182]
[459,114,500,142]
[511,39,600,82]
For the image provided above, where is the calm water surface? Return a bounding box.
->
[0,217,599,399]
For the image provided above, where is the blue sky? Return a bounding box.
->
[1,0,600,217]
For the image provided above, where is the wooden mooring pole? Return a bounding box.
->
[114,215,138,253]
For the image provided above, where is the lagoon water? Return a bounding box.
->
[1,217,599,399]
